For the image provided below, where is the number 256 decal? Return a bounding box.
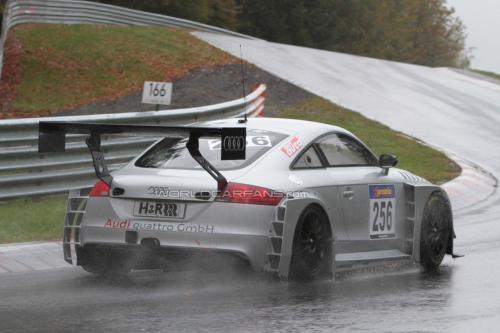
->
[369,184,396,239]
[372,201,393,232]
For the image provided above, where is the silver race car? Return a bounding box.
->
[39,117,457,280]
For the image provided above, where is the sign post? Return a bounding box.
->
[142,81,173,110]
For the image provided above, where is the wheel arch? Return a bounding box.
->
[412,185,454,262]
[278,196,335,280]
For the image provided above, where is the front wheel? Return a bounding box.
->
[290,205,332,281]
[420,193,452,271]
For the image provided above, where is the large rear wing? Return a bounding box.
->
[38,122,246,191]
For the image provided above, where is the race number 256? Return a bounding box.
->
[368,184,396,239]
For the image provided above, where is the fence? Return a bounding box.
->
[0,84,266,199]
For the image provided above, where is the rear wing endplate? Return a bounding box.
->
[38,122,246,191]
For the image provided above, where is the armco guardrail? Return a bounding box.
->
[0,0,255,79]
[0,84,266,199]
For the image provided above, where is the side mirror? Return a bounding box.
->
[379,154,397,175]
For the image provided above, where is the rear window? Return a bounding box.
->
[135,129,287,170]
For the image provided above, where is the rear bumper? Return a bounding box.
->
[77,243,252,271]
[64,191,286,273]
[79,227,271,271]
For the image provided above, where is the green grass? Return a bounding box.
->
[0,195,67,243]
[472,69,500,81]
[279,98,460,184]
[9,24,235,115]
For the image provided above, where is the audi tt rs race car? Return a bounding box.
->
[39,117,457,280]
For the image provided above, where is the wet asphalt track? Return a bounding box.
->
[1,197,500,333]
[2,36,500,332]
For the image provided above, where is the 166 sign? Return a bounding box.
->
[142,81,172,105]
[221,128,246,160]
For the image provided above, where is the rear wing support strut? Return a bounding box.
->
[186,134,228,192]
[38,122,246,191]
[85,132,113,185]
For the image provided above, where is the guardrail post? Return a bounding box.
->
[0,0,11,79]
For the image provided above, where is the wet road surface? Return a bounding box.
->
[1,196,499,332]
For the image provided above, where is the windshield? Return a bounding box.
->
[135,129,288,170]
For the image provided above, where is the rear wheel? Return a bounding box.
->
[420,193,452,271]
[290,205,332,281]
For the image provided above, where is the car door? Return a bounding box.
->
[316,133,404,253]
[291,144,349,242]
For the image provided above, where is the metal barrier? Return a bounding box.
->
[0,84,266,199]
[0,0,254,78]
[0,0,262,199]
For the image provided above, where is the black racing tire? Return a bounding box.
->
[420,193,452,271]
[290,205,332,281]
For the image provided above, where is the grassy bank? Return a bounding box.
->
[472,69,500,82]
[0,196,66,243]
[279,98,460,184]
[1,24,235,116]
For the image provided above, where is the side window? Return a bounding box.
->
[318,134,377,166]
[293,146,323,168]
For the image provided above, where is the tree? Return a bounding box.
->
[0,0,6,34]
[208,0,238,30]
[90,0,470,68]
[91,0,237,30]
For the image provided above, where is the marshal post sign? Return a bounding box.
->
[142,81,172,105]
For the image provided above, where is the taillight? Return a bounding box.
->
[89,180,110,197]
[217,182,283,206]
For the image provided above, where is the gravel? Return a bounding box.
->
[56,64,315,118]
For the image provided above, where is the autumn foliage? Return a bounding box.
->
[91,0,470,68]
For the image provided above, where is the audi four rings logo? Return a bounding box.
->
[222,136,245,151]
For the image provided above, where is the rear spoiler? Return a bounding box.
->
[38,122,246,191]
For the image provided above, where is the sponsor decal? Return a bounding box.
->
[281,136,301,157]
[207,135,272,150]
[104,218,131,229]
[103,219,214,233]
[222,136,245,152]
[135,201,182,218]
[131,222,215,233]
[369,184,395,199]
[221,127,246,160]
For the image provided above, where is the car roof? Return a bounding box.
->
[202,117,351,138]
